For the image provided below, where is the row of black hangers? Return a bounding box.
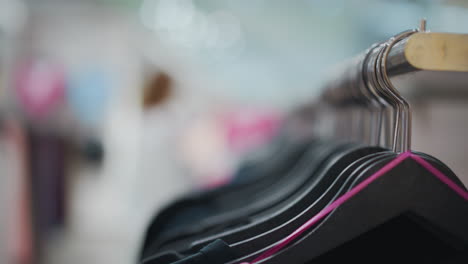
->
[138,23,468,264]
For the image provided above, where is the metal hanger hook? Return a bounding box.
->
[380,19,427,152]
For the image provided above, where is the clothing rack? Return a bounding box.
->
[322,28,468,104]
[138,22,468,264]
[313,22,468,153]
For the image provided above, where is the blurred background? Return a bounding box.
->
[0,0,467,264]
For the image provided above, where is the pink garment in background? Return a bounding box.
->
[222,109,282,154]
[201,109,282,188]
[182,109,283,190]
[14,60,65,120]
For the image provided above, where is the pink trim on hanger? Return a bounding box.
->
[240,151,468,264]
[410,154,468,201]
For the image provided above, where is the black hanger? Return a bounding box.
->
[243,153,468,264]
[142,139,335,252]
[174,148,391,259]
[142,151,468,264]
[153,145,384,257]
[221,151,396,256]
[141,140,351,261]
[140,137,318,259]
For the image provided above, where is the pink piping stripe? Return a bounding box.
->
[410,154,468,200]
[240,151,468,264]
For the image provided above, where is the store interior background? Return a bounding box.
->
[0,0,467,264]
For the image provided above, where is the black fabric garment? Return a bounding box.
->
[141,240,236,264]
